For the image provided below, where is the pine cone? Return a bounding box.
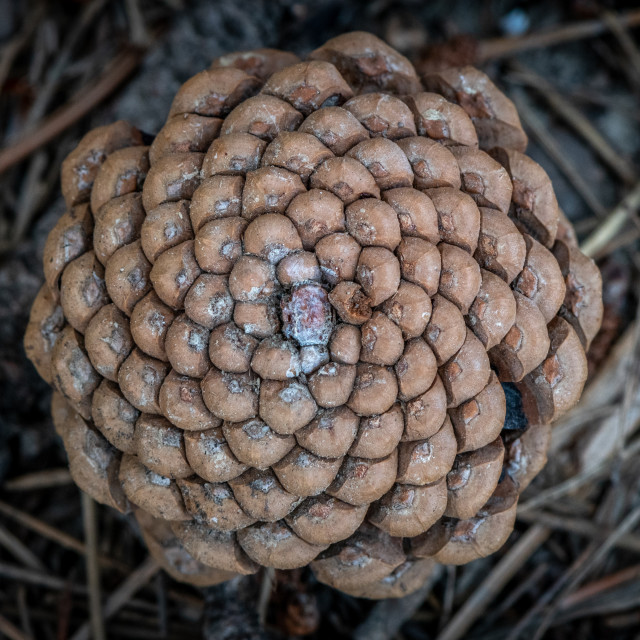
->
[25,32,603,599]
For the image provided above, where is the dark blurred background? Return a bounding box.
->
[1,1,640,639]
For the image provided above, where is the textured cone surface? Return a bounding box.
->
[26,31,603,598]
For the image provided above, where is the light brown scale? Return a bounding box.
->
[164,314,211,378]
[190,175,244,232]
[517,316,588,425]
[347,363,398,417]
[359,311,404,366]
[91,379,139,454]
[221,94,303,141]
[228,255,278,303]
[61,121,143,208]
[489,291,550,383]
[168,67,261,118]
[183,427,248,483]
[490,147,559,248]
[298,106,369,156]
[382,281,432,339]
[395,338,437,401]
[159,370,221,431]
[134,414,192,479]
[396,136,461,189]
[184,274,234,329]
[286,495,367,545]
[93,193,145,266]
[327,451,398,506]
[149,114,222,164]
[356,246,400,307]
[474,207,527,284]
[210,48,300,82]
[60,251,109,333]
[250,336,301,380]
[403,374,448,442]
[275,251,322,287]
[286,189,345,250]
[308,362,357,409]
[58,407,128,513]
[273,445,343,496]
[345,198,401,251]
[438,243,482,314]
[208,322,258,373]
[202,133,266,177]
[223,418,295,469]
[140,200,194,264]
[450,372,506,453]
[43,204,94,297]
[310,523,406,593]
[238,520,327,570]
[261,60,354,115]
[444,437,505,519]
[440,328,491,408]
[329,324,361,364]
[513,234,566,323]
[349,404,404,459]
[129,291,176,362]
[118,348,169,414]
[422,66,527,153]
[171,520,258,574]
[368,479,448,538]
[195,217,247,274]
[259,379,318,434]
[295,405,359,458]
[201,367,259,422]
[243,213,303,264]
[396,417,457,485]
[382,187,440,243]
[404,92,478,147]
[466,269,517,349]
[85,303,133,380]
[149,240,202,310]
[104,240,152,316]
[23,285,66,385]
[343,93,416,139]
[553,239,603,349]
[315,233,361,285]
[308,31,421,94]
[397,237,441,297]
[450,145,512,214]
[346,138,413,191]
[234,301,281,338]
[119,454,189,522]
[177,477,256,531]
[435,477,519,566]
[310,156,380,204]
[262,131,334,183]
[229,468,302,522]
[426,187,481,253]
[51,325,100,403]
[141,152,204,212]
[242,166,306,221]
